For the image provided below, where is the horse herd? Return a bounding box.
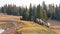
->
[35,18,50,28]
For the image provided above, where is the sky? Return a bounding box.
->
[0,0,60,8]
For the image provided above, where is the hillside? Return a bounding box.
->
[16,20,57,34]
[0,14,57,34]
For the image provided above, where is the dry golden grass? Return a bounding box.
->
[50,26,60,28]
[16,20,57,34]
[0,15,57,34]
[52,30,60,34]
[50,25,60,34]
[0,15,22,21]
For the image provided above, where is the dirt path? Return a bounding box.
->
[0,20,20,34]
[0,15,21,34]
[2,22,21,34]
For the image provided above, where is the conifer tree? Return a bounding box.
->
[29,3,33,21]
[22,7,29,20]
[32,5,37,20]
[36,4,41,18]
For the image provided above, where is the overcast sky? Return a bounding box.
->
[0,0,60,7]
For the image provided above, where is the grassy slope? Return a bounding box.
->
[16,20,57,34]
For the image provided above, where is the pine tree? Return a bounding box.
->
[12,5,18,15]
[4,4,7,14]
[55,4,60,20]
[6,5,12,15]
[36,4,41,18]
[29,3,33,21]
[22,7,29,20]
[42,10,46,22]
[32,5,37,20]
[18,7,23,16]
[42,1,47,12]
[48,4,55,19]
[42,1,47,21]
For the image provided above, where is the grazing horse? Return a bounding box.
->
[45,22,51,28]
[39,19,43,25]
[35,18,51,28]
[36,18,44,25]
[36,18,39,23]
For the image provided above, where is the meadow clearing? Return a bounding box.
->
[0,15,57,34]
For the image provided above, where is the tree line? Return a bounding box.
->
[0,1,60,22]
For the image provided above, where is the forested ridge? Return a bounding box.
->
[0,1,60,21]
